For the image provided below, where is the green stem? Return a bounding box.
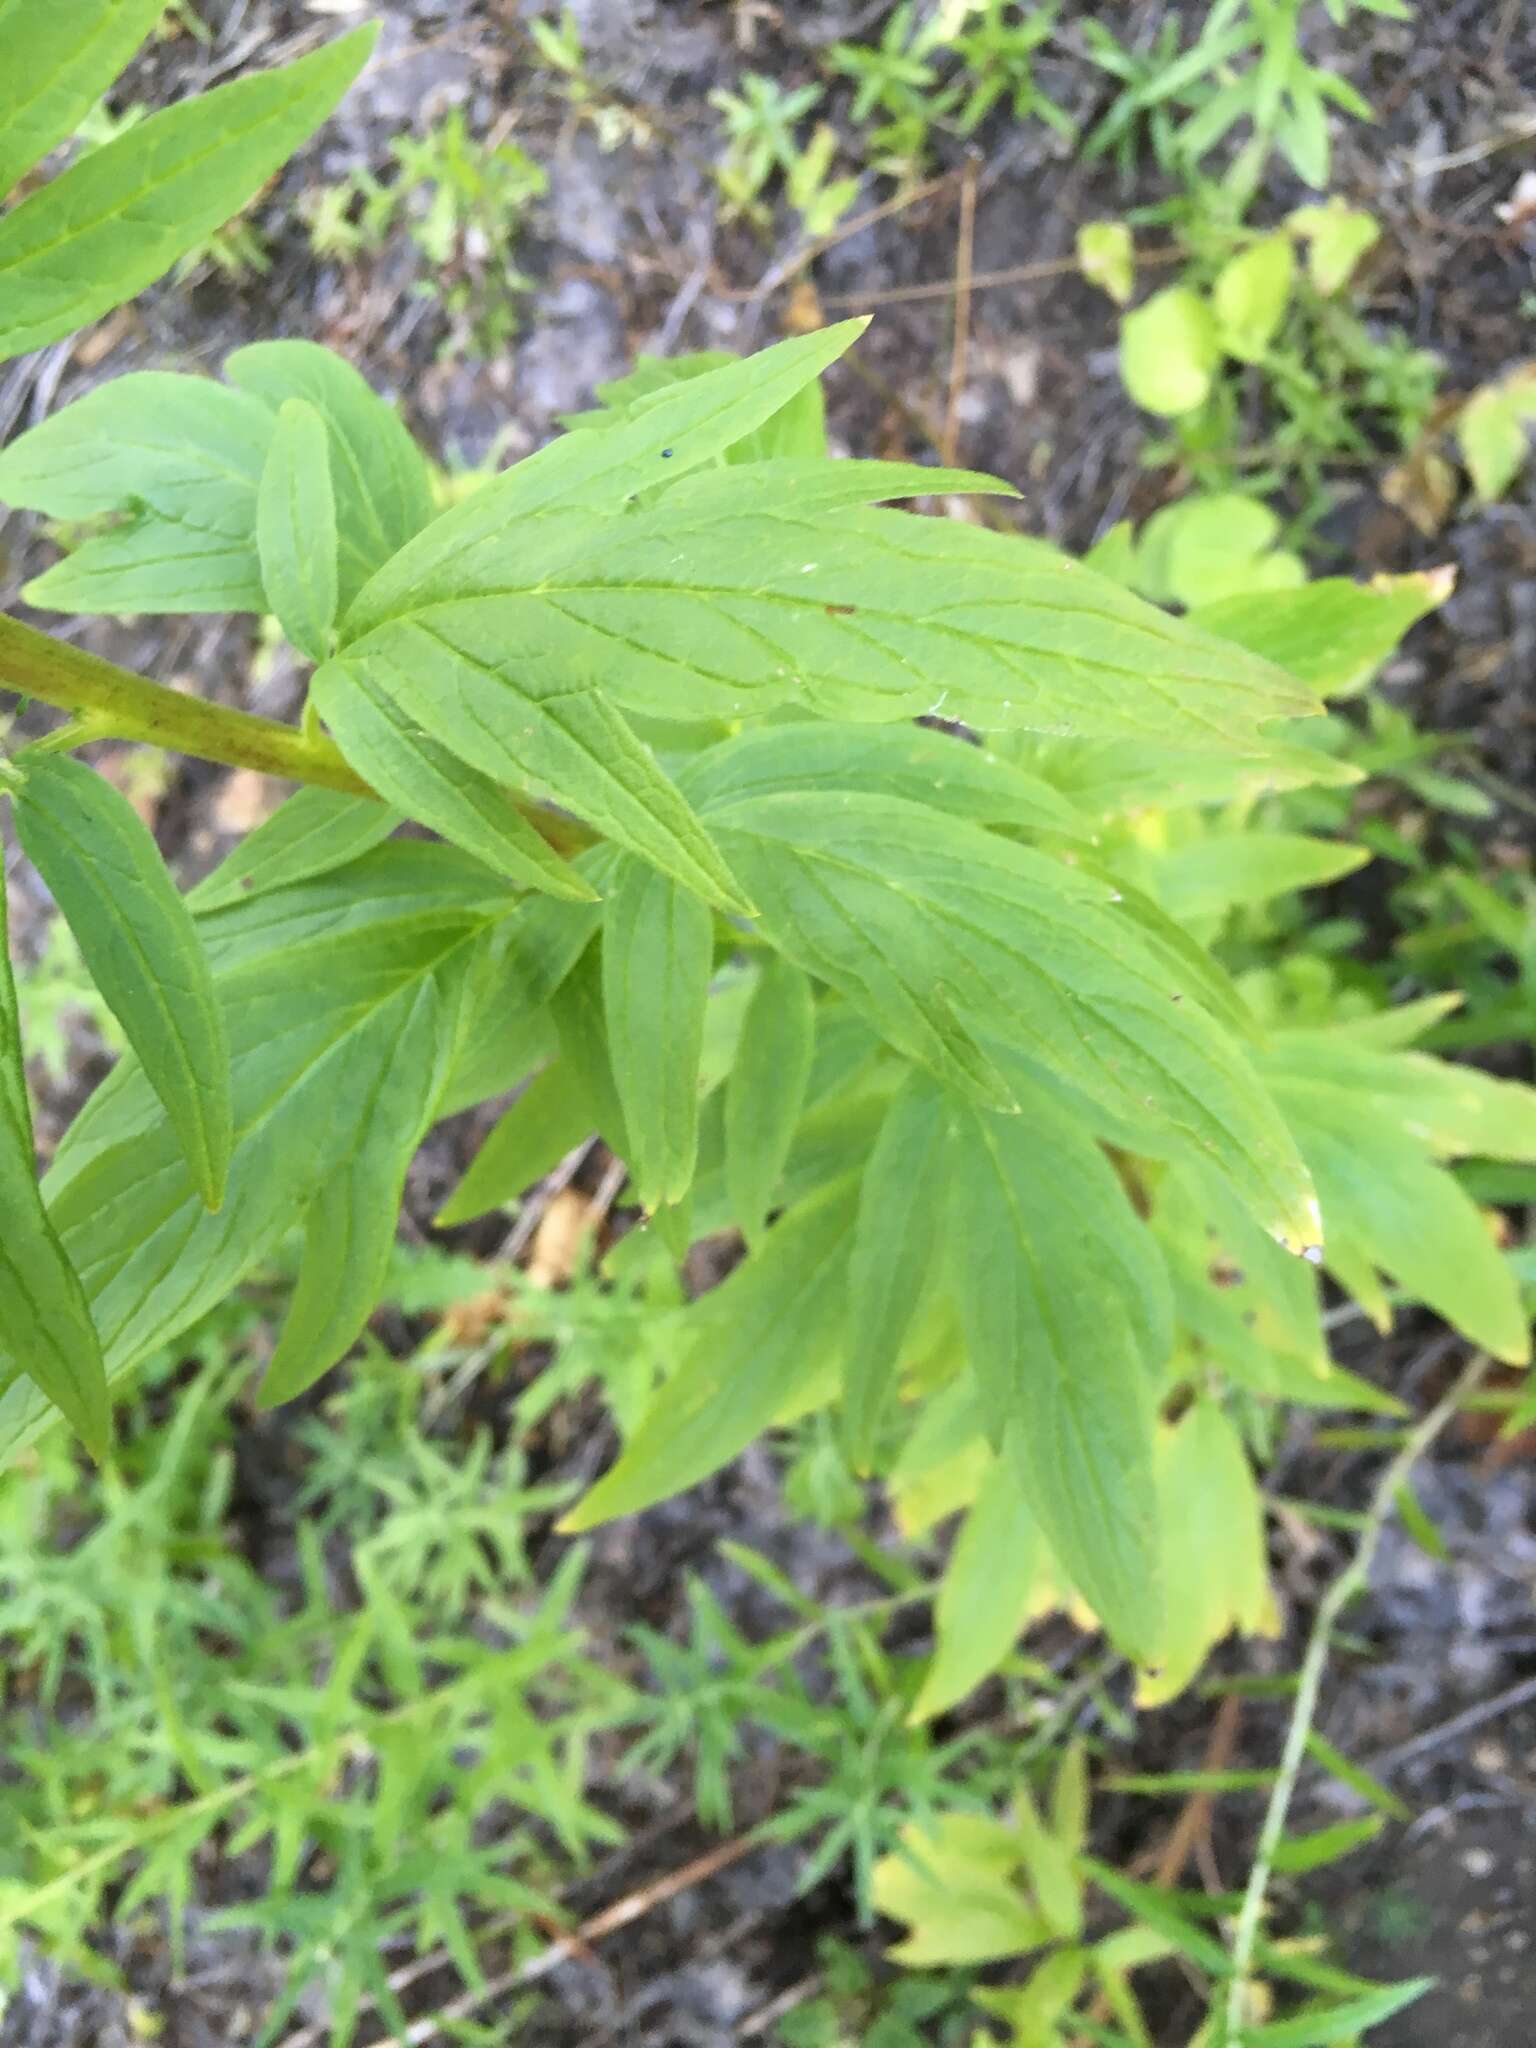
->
[1222,1350,1492,2044]
[0,613,594,857]
[0,613,371,796]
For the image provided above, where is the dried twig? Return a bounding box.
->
[1152,1692,1244,1890]
[366,1834,760,2048]
[821,242,1182,311]
[1224,1351,1493,2043]
[941,153,979,468]
[1361,1671,1536,1786]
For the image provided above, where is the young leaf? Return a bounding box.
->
[1192,571,1449,699]
[1013,1780,1083,1941]
[563,1176,859,1530]
[871,1814,1050,1969]
[189,788,400,912]
[1156,830,1369,926]
[226,340,436,604]
[687,719,1093,840]
[1120,286,1220,416]
[310,660,594,898]
[841,1071,952,1468]
[1138,1399,1277,1706]
[1078,1865,1233,1975]
[952,1089,1172,1661]
[1212,234,1295,363]
[1273,1072,1530,1362]
[563,346,830,463]
[257,399,340,663]
[15,754,232,1212]
[550,944,631,1162]
[259,982,443,1407]
[1287,200,1380,294]
[1269,1817,1384,1876]
[0,870,109,1457]
[0,28,378,361]
[0,0,164,201]
[435,1061,592,1227]
[602,858,714,1209]
[1077,220,1135,304]
[0,373,274,614]
[910,1444,1059,1724]
[1267,1035,1536,1163]
[723,956,817,1244]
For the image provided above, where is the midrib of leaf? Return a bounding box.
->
[20,437,264,506]
[314,417,394,564]
[375,576,1283,744]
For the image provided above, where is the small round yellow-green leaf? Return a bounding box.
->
[1076,220,1135,306]
[1213,235,1295,364]
[1119,287,1220,417]
[1287,200,1380,296]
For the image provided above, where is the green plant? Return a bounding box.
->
[0,10,372,361]
[1081,0,1407,198]
[946,0,1072,140]
[0,1300,625,2042]
[528,6,656,153]
[1098,197,1438,519]
[2,17,1533,2040]
[825,1,1071,182]
[710,74,861,237]
[303,108,546,354]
